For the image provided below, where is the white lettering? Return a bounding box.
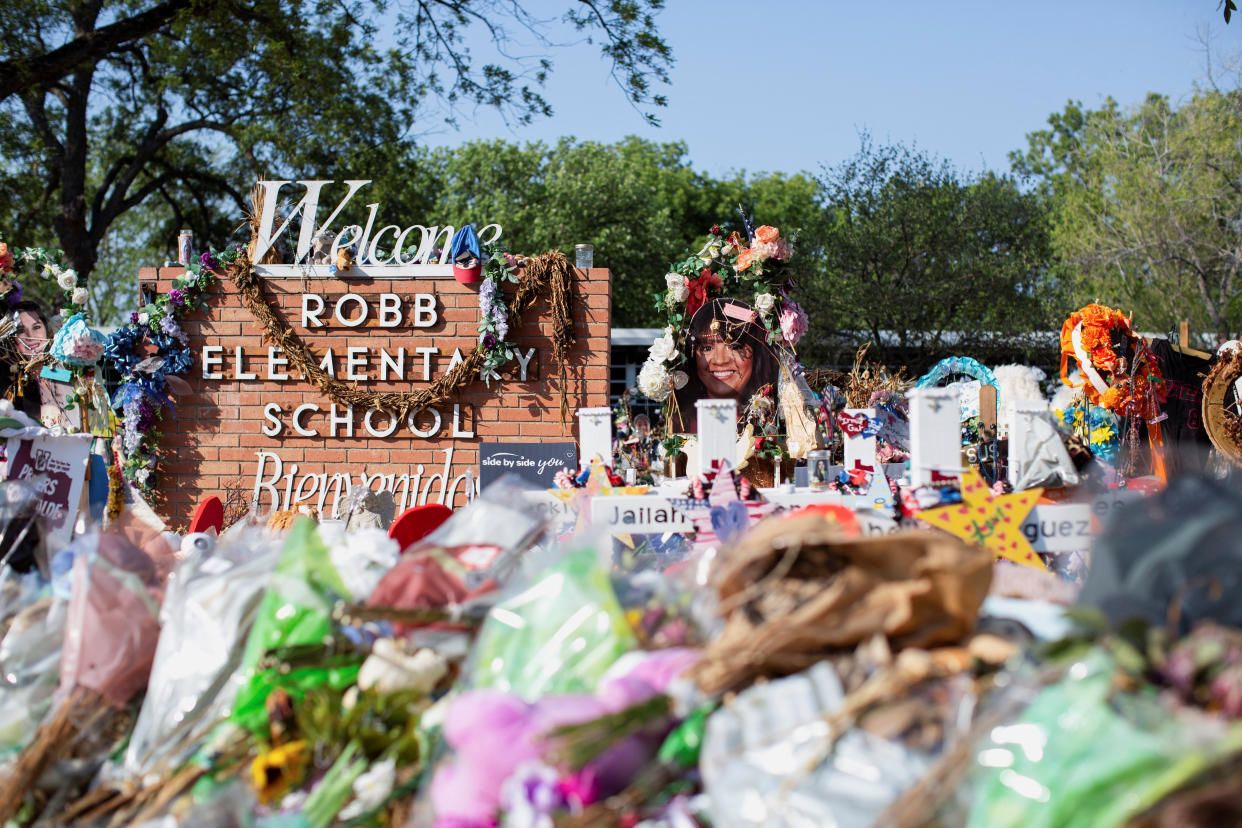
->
[355,203,380,265]
[234,345,257,381]
[335,293,368,327]
[301,293,325,328]
[408,407,442,438]
[378,293,402,327]
[364,408,399,438]
[262,403,283,436]
[416,346,438,381]
[447,348,464,371]
[253,179,371,264]
[268,346,290,381]
[330,404,354,438]
[345,346,369,380]
[413,293,438,328]
[515,347,535,381]
[380,348,405,381]
[292,403,319,436]
[251,450,282,517]
[202,345,224,380]
[367,224,401,265]
[451,403,474,438]
[318,348,335,377]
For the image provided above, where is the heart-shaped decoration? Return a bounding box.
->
[710,500,750,543]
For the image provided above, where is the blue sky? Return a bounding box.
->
[424,1,1241,179]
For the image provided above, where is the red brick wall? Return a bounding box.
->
[143,265,611,520]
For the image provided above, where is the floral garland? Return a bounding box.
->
[107,247,240,494]
[477,242,521,383]
[637,218,808,406]
[1054,401,1120,462]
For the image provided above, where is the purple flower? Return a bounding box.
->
[482,333,497,349]
[169,288,186,307]
[199,251,217,270]
[5,282,22,306]
[130,312,140,325]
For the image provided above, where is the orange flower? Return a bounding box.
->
[736,249,754,272]
[1101,387,1123,409]
[754,225,780,244]
[0,243,11,274]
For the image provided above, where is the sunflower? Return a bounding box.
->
[251,740,310,805]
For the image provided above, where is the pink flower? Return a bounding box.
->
[778,300,809,347]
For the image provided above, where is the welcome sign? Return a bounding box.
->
[149,180,613,520]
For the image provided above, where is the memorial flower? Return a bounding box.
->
[779,300,809,347]
[648,328,679,364]
[71,287,88,306]
[57,269,77,290]
[638,360,673,401]
[754,292,776,315]
[685,269,722,318]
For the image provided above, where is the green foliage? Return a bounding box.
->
[802,136,1056,367]
[0,0,672,323]
[1016,89,1242,340]
[403,136,819,326]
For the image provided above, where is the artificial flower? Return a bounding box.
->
[647,329,679,364]
[668,282,689,303]
[735,249,754,272]
[638,360,672,401]
[339,758,397,820]
[670,370,689,390]
[251,740,309,805]
[779,300,810,347]
[0,243,11,274]
[664,272,683,291]
[754,225,780,244]
[754,292,776,314]
[71,286,88,305]
[57,269,77,290]
[685,270,722,318]
[356,639,448,695]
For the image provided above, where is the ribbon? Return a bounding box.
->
[1069,322,1111,397]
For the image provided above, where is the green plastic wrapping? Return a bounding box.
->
[965,648,1242,828]
[467,534,637,700]
[229,519,359,734]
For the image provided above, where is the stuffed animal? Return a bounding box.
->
[333,245,356,274]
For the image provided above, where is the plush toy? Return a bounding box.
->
[333,245,356,275]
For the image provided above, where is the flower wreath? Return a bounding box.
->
[107,247,239,495]
[1059,303,1168,478]
[1059,303,1166,420]
[638,215,809,410]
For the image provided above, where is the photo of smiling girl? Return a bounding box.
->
[670,297,779,433]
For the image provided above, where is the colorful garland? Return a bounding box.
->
[106,247,238,494]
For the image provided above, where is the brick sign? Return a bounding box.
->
[147,264,611,520]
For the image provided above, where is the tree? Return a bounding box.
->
[803,137,1056,367]
[1014,89,1242,340]
[407,136,820,326]
[0,0,671,321]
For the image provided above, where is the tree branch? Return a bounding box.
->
[0,0,195,101]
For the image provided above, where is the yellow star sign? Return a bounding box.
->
[917,470,1046,570]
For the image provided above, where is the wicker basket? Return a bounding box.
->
[739,456,796,489]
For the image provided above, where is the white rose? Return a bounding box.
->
[664,272,684,290]
[755,292,776,314]
[648,331,679,364]
[356,639,448,695]
[670,283,689,303]
[339,759,397,820]
[671,370,689,390]
[638,360,672,401]
[71,287,88,306]
[42,264,59,280]
[138,312,149,325]
[57,270,77,290]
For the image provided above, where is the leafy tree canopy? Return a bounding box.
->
[0,0,672,321]
[1013,87,1242,340]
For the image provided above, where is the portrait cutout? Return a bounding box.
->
[671,298,781,433]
